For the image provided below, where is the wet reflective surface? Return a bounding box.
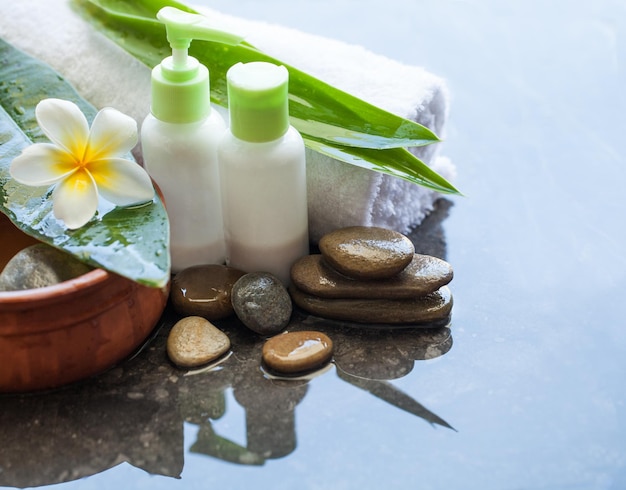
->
[0,202,454,487]
[2,0,626,488]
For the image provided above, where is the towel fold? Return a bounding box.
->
[0,0,455,242]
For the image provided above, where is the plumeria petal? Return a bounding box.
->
[15,98,150,230]
[10,143,77,186]
[35,99,89,158]
[86,107,138,161]
[52,169,99,229]
[90,158,155,206]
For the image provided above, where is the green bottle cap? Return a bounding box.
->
[227,62,290,142]
[151,7,244,124]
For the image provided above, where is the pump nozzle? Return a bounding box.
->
[157,7,244,68]
[150,7,244,123]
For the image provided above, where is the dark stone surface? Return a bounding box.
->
[0,261,455,486]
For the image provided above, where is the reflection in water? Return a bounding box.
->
[0,364,184,487]
[337,368,455,430]
[407,198,452,260]
[0,199,455,488]
[190,424,265,466]
[0,312,455,487]
[301,316,452,380]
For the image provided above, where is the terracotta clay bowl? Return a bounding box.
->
[0,212,169,393]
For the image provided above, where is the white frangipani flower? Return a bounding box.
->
[10,98,154,229]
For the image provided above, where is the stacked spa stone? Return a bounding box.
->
[290,226,453,326]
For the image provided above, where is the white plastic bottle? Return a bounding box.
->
[141,7,243,271]
[218,62,309,285]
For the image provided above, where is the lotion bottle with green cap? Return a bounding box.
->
[141,7,243,271]
[218,61,309,285]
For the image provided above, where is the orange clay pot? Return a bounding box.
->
[0,212,169,393]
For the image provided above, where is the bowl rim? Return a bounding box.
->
[0,267,112,304]
[0,181,166,304]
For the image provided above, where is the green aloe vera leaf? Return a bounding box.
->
[71,0,460,194]
[305,138,458,194]
[73,0,439,149]
[0,38,170,288]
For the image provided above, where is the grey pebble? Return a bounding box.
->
[0,243,92,291]
[231,272,292,335]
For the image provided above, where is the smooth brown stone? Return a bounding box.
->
[171,264,246,321]
[167,316,231,368]
[319,226,415,280]
[262,331,333,374]
[289,285,453,324]
[291,254,453,299]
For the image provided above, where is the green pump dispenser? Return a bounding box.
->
[151,7,244,124]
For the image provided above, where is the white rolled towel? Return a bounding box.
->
[0,0,455,242]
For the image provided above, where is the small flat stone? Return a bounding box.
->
[289,285,453,325]
[231,272,292,335]
[291,254,453,299]
[170,264,246,320]
[0,243,92,291]
[167,316,231,368]
[319,226,415,280]
[262,331,333,374]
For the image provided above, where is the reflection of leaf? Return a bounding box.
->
[71,0,460,195]
[337,367,456,431]
[190,424,265,466]
[0,38,170,287]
